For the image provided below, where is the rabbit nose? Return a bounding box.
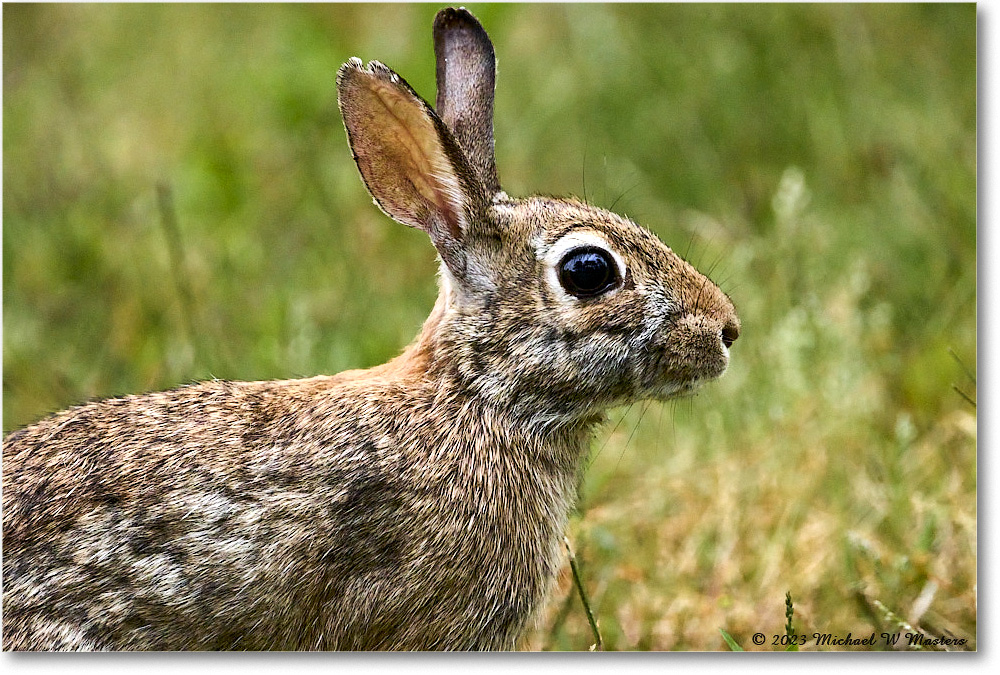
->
[721,319,740,348]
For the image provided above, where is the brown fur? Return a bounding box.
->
[2,8,738,650]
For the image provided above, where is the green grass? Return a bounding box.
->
[3,3,976,651]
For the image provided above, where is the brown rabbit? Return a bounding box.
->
[2,7,739,650]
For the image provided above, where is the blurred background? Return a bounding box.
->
[3,3,976,650]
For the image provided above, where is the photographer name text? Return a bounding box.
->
[751,631,968,649]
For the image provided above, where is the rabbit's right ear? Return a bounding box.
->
[337,58,485,278]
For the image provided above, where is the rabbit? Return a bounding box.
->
[2,7,739,651]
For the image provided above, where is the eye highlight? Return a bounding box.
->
[558,246,619,298]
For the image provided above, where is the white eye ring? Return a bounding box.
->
[542,231,627,300]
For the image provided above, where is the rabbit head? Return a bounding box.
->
[338,8,739,426]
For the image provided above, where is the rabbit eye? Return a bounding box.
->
[558,247,619,298]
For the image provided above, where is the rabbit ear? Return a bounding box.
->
[337,58,485,277]
[433,7,500,194]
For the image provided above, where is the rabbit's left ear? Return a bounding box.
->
[337,58,485,277]
[434,7,500,194]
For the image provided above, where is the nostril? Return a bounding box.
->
[721,321,740,349]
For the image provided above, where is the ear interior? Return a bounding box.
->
[337,58,469,243]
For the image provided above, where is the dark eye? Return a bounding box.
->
[558,247,619,298]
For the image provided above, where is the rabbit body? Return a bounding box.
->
[3,8,739,650]
[3,359,586,650]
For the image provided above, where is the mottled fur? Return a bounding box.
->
[2,8,739,650]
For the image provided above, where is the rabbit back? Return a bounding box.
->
[3,373,587,650]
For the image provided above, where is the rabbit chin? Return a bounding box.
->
[643,379,704,402]
[645,363,729,402]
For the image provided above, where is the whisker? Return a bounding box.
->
[705,250,726,279]
[608,179,640,213]
[615,400,651,473]
[589,402,634,469]
[694,234,718,271]
[683,231,697,262]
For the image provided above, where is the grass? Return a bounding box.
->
[3,3,976,651]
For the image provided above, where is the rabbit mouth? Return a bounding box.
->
[643,324,731,397]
